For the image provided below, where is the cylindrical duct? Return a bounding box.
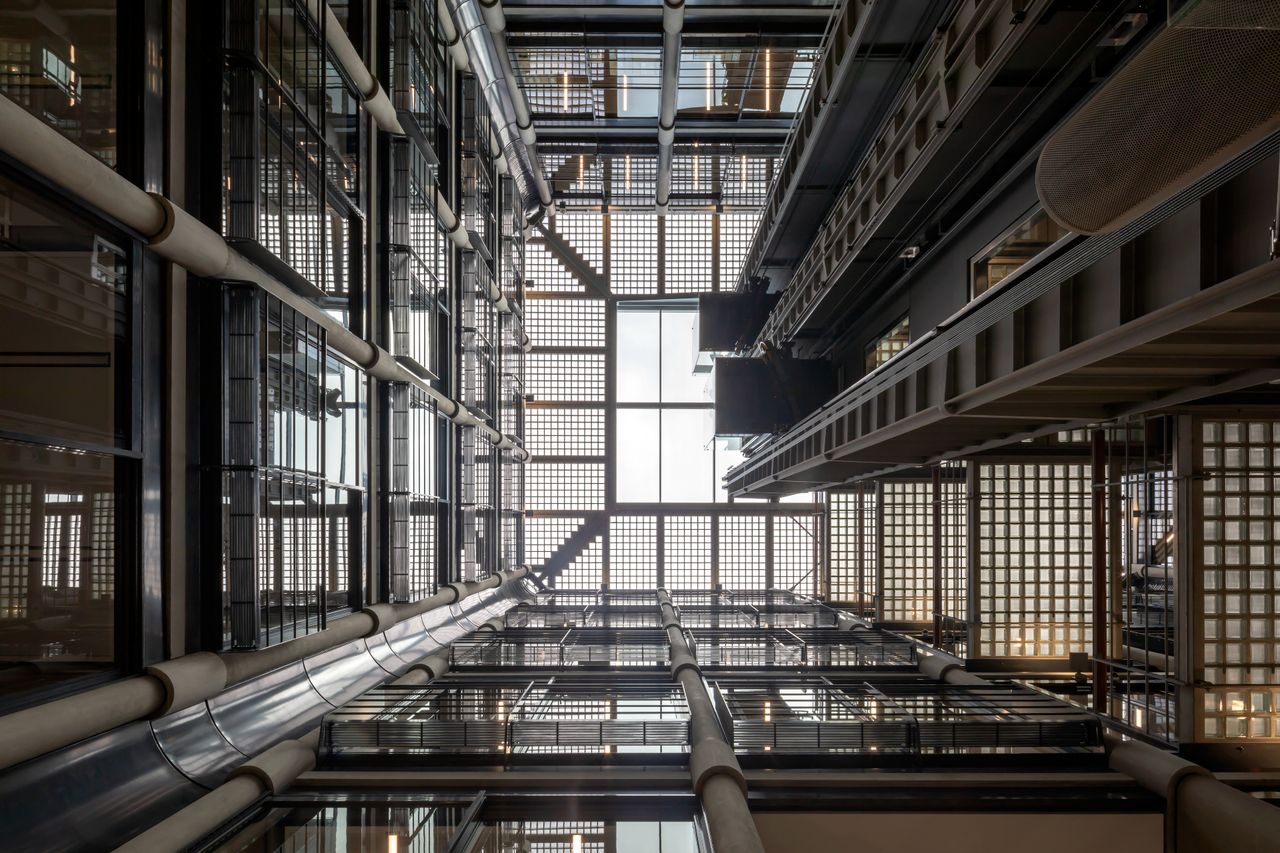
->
[1037,1,1280,234]
[445,0,548,223]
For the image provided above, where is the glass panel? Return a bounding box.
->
[0,439,119,700]
[0,174,129,448]
[617,310,660,402]
[660,310,708,403]
[617,409,659,502]
[971,209,1069,298]
[466,818,697,852]
[225,803,467,852]
[324,354,365,489]
[0,2,118,166]
[865,315,909,374]
[661,409,714,502]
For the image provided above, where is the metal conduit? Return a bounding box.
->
[115,634,459,852]
[0,93,528,457]
[444,0,551,222]
[475,0,553,203]
[114,730,321,853]
[655,0,685,211]
[437,0,472,71]
[0,567,529,772]
[658,590,766,853]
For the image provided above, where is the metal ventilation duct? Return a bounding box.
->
[1036,0,1280,235]
[446,0,550,224]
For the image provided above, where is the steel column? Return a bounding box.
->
[1091,429,1108,713]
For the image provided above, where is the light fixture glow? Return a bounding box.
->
[625,154,632,191]
[572,834,584,853]
[622,74,629,112]
[740,154,747,193]
[763,700,772,722]
[578,154,585,188]
[562,71,569,110]
[705,60,712,110]
[693,147,700,191]
[765,48,772,112]
[389,835,399,853]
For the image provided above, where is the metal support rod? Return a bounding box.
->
[932,465,943,646]
[1091,428,1109,713]
[655,0,685,211]
[0,93,527,460]
[658,590,766,853]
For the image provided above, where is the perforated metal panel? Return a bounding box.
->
[1037,0,1280,234]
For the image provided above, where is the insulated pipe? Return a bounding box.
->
[304,0,403,135]
[433,186,516,315]
[0,94,528,461]
[658,590,766,853]
[1102,733,1280,853]
[0,677,166,772]
[444,0,551,219]
[301,0,523,324]
[114,731,320,853]
[437,0,472,70]
[0,569,530,772]
[301,0,519,320]
[655,0,685,211]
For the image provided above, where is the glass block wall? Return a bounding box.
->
[1198,419,1280,740]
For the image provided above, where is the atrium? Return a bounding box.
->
[0,0,1278,850]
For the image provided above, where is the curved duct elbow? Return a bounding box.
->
[1036,1,1280,235]
[446,0,548,225]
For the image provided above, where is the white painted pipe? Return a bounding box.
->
[437,0,473,71]
[0,93,528,458]
[656,0,685,210]
[304,0,404,135]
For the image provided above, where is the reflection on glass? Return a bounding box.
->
[659,310,709,402]
[971,209,1069,298]
[864,315,909,374]
[677,47,816,116]
[0,1,118,166]
[466,819,698,853]
[221,804,465,852]
[0,440,118,700]
[0,175,129,447]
